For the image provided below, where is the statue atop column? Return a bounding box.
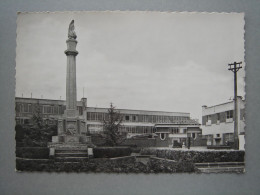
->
[68,20,77,39]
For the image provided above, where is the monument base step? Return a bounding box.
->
[55,149,88,153]
[48,142,95,149]
[55,157,89,162]
[56,153,88,157]
[53,146,90,162]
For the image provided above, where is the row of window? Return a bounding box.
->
[43,106,60,114]
[16,103,65,114]
[17,103,190,123]
[123,114,189,123]
[88,124,103,133]
[16,104,32,113]
[120,126,151,134]
[156,127,187,134]
[87,124,153,134]
[205,133,234,141]
[206,110,233,122]
[87,125,190,134]
[87,112,190,123]
[16,118,57,125]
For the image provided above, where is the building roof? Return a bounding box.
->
[202,97,245,109]
[87,107,190,117]
[15,97,191,117]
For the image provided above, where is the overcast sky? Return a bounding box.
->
[16,11,245,121]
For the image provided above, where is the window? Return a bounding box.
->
[226,110,233,119]
[217,113,220,121]
[24,119,30,124]
[183,128,187,134]
[216,134,220,137]
[125,115,129,121]
[224,133,234,142]
[172,128,179,134]
[24,104,28,112]
[28,104,32,113]
[54,106,59,114]
[192,133,196,139]
[133,115,136,121]
[43,106,48,114]
[19,104,23,112]
[133,127,137,133]
[207,115,211,121]
[50,106,54,114]
[59,105,62,114]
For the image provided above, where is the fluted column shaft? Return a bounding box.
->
[65,39,78,111]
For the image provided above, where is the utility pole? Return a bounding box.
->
[228,61,242,150]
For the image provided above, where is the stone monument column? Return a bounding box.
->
[49,20,92,156]
[65,20,78,116]
[52,20,89,143]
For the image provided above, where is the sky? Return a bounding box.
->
[16,11,245,121]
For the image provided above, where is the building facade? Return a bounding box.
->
[201,97,245,149]
[15,97,202,147]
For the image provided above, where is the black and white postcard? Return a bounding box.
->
[15,11,245,173]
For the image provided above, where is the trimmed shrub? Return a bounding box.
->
[93,147,131,158]
[140,148,245,163]
[15,125,25,142]
[120,138,156,148]
[16,147,49,159]
[15,124,57,147]
[130,147,141,153]
[91,134,107,146]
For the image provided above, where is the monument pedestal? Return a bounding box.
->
[49,114,92,158]
[52,134,91,144]
[53,110,90,144]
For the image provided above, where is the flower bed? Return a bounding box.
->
[140,148,245,163]
[149,157,195,173]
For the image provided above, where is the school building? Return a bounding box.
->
[201,97,245,150]
[15,97,203,147]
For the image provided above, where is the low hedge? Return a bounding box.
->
[16,147,49,159]
[16,158,143,173]
[93,147,132,158]
[16,159,52,172]
[140,148,245,163]
[16,157,195,173]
